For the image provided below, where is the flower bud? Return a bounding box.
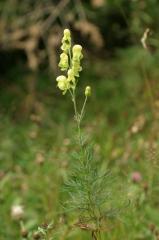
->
[58,53,69,71]
[63,29,71,39]
[85,86,91,97]
[131,171,142,183]
[21,228,28,238]
[33,232,41,239]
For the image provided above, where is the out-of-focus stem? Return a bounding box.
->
[80,96,88,122]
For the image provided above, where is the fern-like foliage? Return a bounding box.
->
[64,135,127,237]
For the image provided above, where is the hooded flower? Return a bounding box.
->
[56,75,70,94]
[56,30,86,95]
[58,53,69,71]
[72,45,83,77]
[67,69,75,83]
[61,29,71,53]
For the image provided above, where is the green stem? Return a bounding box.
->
[72,94,78,121]
[80,96,88,122]
[92,230,102,240]
[68,49,72,68]
[71,88,87,147]
[71,93,102,240]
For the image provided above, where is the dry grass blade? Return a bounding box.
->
[141,28,150,50]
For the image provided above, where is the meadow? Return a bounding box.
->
[1,1,159,239]
[1,44,159,239]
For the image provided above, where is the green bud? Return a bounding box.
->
[85,86,91,97]
[58,53,69,71]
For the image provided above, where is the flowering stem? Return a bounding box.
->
[71,90,88,147]
[72,90,78,119]
[57,29,95,240]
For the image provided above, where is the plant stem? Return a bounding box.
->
[70,90,104,240]
[71,88,88,147]
[80,96,88,122]
[72,92,78,121]
[91,230,102,240]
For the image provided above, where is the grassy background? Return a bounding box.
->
[1,0,159,238]
[1,47,159,239]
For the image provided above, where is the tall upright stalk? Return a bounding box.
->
[56,29,126,240]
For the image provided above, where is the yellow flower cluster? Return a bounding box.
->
[56,29,83,94]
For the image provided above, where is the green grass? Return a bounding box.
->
[1,48,159,239]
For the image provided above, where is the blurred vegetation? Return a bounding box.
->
[1,0,159,239]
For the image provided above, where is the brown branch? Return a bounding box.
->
[42,0,70,32]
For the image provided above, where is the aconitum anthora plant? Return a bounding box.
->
[56,29,127,240]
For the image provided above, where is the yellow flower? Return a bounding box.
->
[56,30,85,94]
[58,53,69,71]
[56,75,67,90]
[63,29,70,39]
[72,45,82,54]
[72,45,83,77]
[61,29,71,53]
[67,69,75,83]
[72,45,83,60]
[56,75,71,94]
